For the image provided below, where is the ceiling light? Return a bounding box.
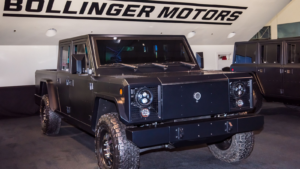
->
[46,28,57,37]
[227,32,236,38]
[187,31,196,38]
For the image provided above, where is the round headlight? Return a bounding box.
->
[135,88,153,106]
[141,108,150,117]
[236,99,244,107]
[232,81,246,98]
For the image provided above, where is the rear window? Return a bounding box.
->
[261,44,281,64]
[287,42,300,64]
[234,43,257,64]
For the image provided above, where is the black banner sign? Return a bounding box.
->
[2,0,247,25]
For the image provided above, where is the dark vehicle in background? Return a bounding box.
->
[35,34,263,169]
[231,38,300,109]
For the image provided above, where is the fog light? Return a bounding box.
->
[236,99,244,107]
[141,108,150,117]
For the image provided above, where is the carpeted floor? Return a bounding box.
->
[1,102,300,169]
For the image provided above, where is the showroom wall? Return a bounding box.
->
[0,45,58,87]
[266,0,300,39]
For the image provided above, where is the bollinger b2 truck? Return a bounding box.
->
[35,34,264,169]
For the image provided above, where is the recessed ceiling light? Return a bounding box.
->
[227,32,236,38]
[46,28,57,37]
[187,31,196,38]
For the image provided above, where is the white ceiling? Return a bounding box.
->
[0,0,291,45]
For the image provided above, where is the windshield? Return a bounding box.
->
[95,38,192,65]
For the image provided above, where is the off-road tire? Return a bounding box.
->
[95,113,140,169]
[40,94,61,135]
[250,84,263,114]
[208,132,254,163]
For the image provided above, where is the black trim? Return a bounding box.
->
[110,0,248,9]
[126,115,263,148]
[3,13,232,25]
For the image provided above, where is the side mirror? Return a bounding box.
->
[71,54,86,74]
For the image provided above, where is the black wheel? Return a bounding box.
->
[95,113,140,169]
[40,94,61,135]
[250,83,263,114]
[208,132,254,163]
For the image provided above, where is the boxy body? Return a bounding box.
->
[231,37,300,104]
[35,34,263,149]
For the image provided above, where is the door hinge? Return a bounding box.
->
[66,106,71,113]
[66,79,74,86]
[57,78,61,84]
[280,89,284,95]
[89,82,93,90]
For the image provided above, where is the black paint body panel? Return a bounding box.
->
[162,81,229,120]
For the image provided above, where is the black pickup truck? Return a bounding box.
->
[231,37,300,109]
[35,34,263,169]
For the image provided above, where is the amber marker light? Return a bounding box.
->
[120,89,123,95]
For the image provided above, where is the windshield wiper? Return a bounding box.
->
[152,63,168,71]
[120,63,138,72]
[180,62,196,69]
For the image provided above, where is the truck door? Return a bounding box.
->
[283,41,300,98]
[57,45,71,114]
[256,42,283,97]
[69,43,94,125]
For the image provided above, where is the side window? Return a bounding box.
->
[75,44,88,55]
[74,44,89,74]
[261,44,281,64]
[234,43,257,64]
[287,42,300,64]
[61,46,70,71]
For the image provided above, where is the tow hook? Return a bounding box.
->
[225,121,233,133]
[176,127,184,139]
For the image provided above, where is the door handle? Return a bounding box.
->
[257,69,264,73]
[280,69,284,74]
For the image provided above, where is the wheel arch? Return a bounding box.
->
[249,72,265,96]
[91,93,129,131]
[39,79,58,112]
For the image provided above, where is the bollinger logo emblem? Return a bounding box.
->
[193,92,201,103]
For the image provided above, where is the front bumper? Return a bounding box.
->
[126,115,264,148]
